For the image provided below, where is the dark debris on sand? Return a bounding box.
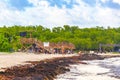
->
[0,54,106,80]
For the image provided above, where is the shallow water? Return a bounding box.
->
[55,57,120,80]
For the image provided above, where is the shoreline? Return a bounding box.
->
[0,53,120,80]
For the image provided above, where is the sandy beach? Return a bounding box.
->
[0,52,120,72]
[0,53,120,80]
[0,52,77,72]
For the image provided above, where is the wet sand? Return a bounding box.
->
[98,53,120,58]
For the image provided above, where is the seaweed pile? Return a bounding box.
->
[0,54,105,80]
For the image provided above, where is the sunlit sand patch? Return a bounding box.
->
[56,58,120,80]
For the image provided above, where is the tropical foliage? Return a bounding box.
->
[0,25,120,52]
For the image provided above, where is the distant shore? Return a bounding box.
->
[0,52,120,80]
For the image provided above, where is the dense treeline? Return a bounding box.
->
[0,25,120,52]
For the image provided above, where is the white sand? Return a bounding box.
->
[0,52,77,72]
[56,57,120,80]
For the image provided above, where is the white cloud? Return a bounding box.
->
[101,0,109,3]
[93,7,120,26]
[0,1,8,9]
[0,0,119,28]
[112,0,120,5]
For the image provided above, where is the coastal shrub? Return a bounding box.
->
[0,25,120,52]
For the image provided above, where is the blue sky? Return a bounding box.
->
[8,0,120,10]
[8,0,33,10]
[0,0,120,28]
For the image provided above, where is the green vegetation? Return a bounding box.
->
[0,25,120,52]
